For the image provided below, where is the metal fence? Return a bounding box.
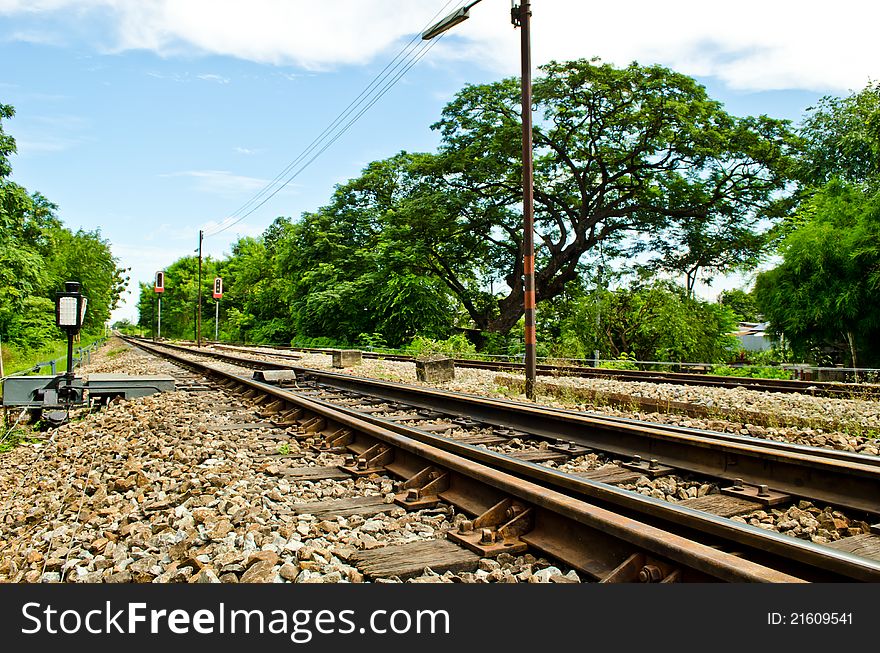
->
[1,336,107,380]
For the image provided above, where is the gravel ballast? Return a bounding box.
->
[263,350,880,456]
[0,340,579,583]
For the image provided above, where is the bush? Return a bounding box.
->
[709,364,792,379]
[356,332,388,350]
[404,334,476,358]
[292,336,349,349]
[599,352,640,370]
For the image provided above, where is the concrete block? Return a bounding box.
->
[415,356,455,383]
[332,349,362,368]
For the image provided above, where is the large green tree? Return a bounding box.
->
[431,59,797,333]
[561,280,739,363]
[1,102,126,349]
[754,181,880,367]
[220,223,295,344]
[275,154,465,346]
[798,81,880,187]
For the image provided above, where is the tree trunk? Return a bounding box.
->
[847,331,859,380]
[486,287,526,334]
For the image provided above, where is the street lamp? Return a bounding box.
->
[422,0,537,400]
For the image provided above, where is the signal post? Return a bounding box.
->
[213,277,223,341]
[154,271,165,341]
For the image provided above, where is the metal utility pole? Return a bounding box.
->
[422,0,536,400]
[197,229,203,348]
[513,1,537,400]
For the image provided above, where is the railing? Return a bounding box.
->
[2,337,108,380]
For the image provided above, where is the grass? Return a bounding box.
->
[0,425,42,454]
[277,442,290,455]
[1,332,105,377]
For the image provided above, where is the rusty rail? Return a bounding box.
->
[123,337,880,581]
[197,339,880,398]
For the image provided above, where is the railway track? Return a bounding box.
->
[208,342,880,399]
[123,336,880,582]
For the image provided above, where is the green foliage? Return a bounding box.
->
[403,334,477,358]
[356,332,388,350]
[292,336,349,348]
[755,180,880,367]
[0,102,126,351]
[43,227,128,329]
[598,352,640,370]
[0,429,41,454]
[111,319,140,335]
[709,364,792,380]
[3,297,58,350]
[754,81,880,369]
[798,81,880,187]
[561,281,739,364]
[275,154,463,346]
[718,289,761,322]
[1,331,103,377]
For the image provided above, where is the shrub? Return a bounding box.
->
[709,364,792,379]
[404,334,476,358]
[599,352,640,370]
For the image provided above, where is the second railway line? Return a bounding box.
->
[120,336,876,580]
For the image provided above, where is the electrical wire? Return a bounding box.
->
[204,0,466,239]
[208,35,445,238]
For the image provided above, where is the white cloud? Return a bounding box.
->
[0,1,877,92]
[14,135,80,153]
[159,169,298,197]
[196,73,229,84]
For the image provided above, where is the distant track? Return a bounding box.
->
[205,342,880,399]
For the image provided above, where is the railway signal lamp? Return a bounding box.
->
[55,281,87,397]
[213,277,223,341]
[154,271,165,341]
[56,281,87,333]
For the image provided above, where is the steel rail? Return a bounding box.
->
[124,337,803,582]
[287,386,880,583]
[130,339,880,513]
[291,367,880,515]
[124,336,880,582]
[211,341,880,398]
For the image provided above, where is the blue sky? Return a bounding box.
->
[1,0,877,322]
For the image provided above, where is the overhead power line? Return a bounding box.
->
[204,0,466,239]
